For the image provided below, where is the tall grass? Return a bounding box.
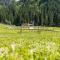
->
[0,24,60,60]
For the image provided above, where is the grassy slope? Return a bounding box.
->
[0,24,60,60]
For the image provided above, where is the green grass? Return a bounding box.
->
[0,24,60,60]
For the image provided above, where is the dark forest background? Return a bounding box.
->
[0,0,60,26]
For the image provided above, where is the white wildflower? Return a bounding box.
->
[0,47,8,57]
[46,42,57,53]
[4,47,9,54]
[11,42,16,51]
[0,48,3,56]
[0,48,3,53]
[28,48,36,55]
[29,27,34,29]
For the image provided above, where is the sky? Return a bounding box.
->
[16,0,19,1]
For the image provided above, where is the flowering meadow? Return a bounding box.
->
[0,24,60,60]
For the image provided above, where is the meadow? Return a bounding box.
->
[0,24,60,60]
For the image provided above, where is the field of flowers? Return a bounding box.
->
[0,24,60,60]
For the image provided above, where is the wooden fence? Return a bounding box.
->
[10,26,60,32]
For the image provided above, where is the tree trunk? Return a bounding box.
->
[49,12,54,26]
[41,8,44,26]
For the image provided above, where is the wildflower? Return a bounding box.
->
[28,48,36,55]
[0,47,8,57]
[11,42,16,51]
[4,47,9,54]
[29,27,34,29]
[46,42,57,53]
[0,48,4,56]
